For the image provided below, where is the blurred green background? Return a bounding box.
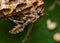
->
[0,0,60,43]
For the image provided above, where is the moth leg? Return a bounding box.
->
[8,18,24,24]
[22,23,33,43]
[9,24,24,34]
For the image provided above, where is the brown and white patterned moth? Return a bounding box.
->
[0,0,44,42]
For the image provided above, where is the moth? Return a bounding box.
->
[0,0,44,42]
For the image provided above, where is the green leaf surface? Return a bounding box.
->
[0,0,60,43]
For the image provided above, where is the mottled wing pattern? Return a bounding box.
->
[0,0,44,34]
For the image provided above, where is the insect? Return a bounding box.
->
[0,0,44,43]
